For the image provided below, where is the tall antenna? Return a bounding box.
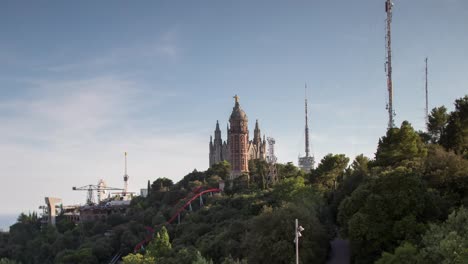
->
[425,57,429,124]
[385,0,395,129]
[298,83,315,172]
[305,83,310,157]
[123,152,129,195]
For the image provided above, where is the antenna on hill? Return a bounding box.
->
[123,152,129,195]
[298,83,314,172]
[385,0,395,129]
[305,83,310,158]
[425,57,429,124]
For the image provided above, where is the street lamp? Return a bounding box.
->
[294,219,305,264]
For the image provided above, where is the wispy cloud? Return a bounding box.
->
[0,74,205,215]
[43,29,182,73]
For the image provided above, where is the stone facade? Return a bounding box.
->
[209,96,266,179]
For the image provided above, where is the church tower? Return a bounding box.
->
[228,95,249,178]
[209,121,224,167]
[209,95,267,179]
[248,119,267,160]
[253,120,261,144]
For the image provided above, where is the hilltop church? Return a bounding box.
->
[209,96,267,179]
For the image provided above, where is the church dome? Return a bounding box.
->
[229,96,248,122]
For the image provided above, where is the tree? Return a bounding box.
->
[243,201,329,264]
[207,161,231,181]
[91,237,114,262]
[351,154,370,175]
[248,159,269,189]
[311,154,349,189]
[176,170,207,190]
[277,162,304,179]
[192,251,214,264]
[122,226,172,263]
[427,106,449,143]
[147,180,151,196]
[55,217,75,234]
[0,259,20,264]
[122,253,155,264]
[221,256,247,264]
[146,226,172,260]
[418,207,468,263]
[151,178,174,192]
[374,121,427,168]
[55,248,98,264]
[330,154,370,218]
[272,176,306,202]
[423,145,468,206]
[376,242,422,264]
[376,207,468,264]
[338,168,437,264]
[441,95,468,157]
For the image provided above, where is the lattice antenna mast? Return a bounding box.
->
[385,0,395,129]
[123,152,129,195]
[305,83,310,157]
[425,57,429,124]
[267,137,278,185]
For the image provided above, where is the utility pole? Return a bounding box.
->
[294,219,305,264]
[425,57,429,124]
[385,0,395,129]
[295,219,299,264]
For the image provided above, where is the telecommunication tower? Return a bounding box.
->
[425,57,429,124]
[123,152,129,195]
[298,83,314,172]
[305,85,310,158]
[267,137,278,184]
[385,0,395,129]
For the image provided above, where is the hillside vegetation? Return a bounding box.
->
[0,95,467,264]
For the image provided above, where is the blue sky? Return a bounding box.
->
[0,0,467,221]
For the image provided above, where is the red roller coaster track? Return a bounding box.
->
[133,187,221,252]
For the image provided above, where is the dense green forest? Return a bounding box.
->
[0,95,467,264]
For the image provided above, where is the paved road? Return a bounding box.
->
[326,238,350,264]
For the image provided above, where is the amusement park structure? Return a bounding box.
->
[72,179,123,205]
[108,186,222,264]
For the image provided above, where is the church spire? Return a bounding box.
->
[253,119,261,144]
[214,120,222,143]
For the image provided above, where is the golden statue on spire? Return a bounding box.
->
[234,94,239,103]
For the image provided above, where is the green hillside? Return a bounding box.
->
[0,95,467,264]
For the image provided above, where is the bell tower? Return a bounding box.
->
[228,95,249,178]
